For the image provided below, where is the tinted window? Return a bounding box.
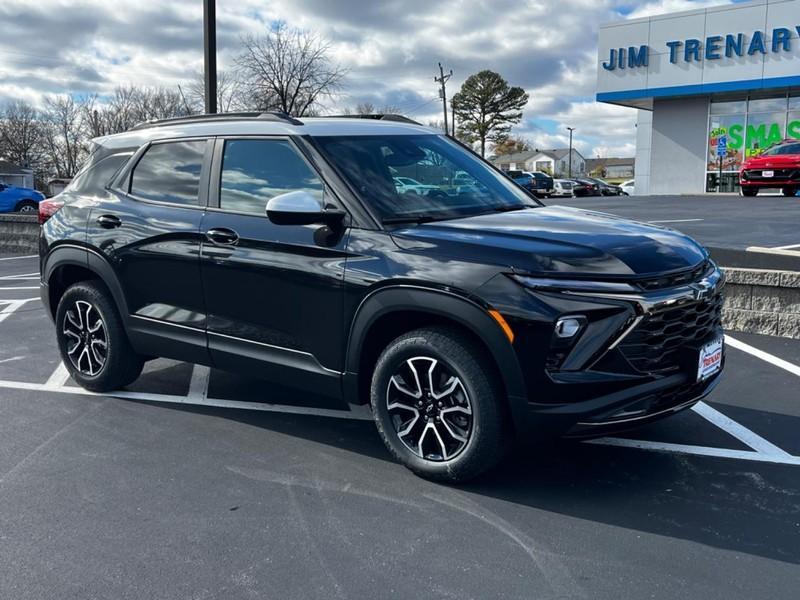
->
[315,135,536,222]
[219,139,324,215]
[130,140,206,205]
[67,153,132,195]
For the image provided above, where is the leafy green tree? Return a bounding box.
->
[452,70,529,157]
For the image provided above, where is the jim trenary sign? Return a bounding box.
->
[602,26,800,70]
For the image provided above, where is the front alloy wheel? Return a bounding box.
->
[63,300,108,376]
[387,356,472,461]
[371,326,510,482]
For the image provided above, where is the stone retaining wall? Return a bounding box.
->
[722,268,800,339]
[0,214,39,255]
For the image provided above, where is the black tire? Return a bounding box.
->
[55,281,144,392]
[15,200,37,214]
[782,187,798,197]
[740,187,758,197]
[370,326,511,482]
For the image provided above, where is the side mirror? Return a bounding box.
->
[266,191,346,227]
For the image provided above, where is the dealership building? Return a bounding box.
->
[597,0,800,194]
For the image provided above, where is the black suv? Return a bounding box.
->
[506,170,554,197]
[40,113,725,482]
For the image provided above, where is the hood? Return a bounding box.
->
[743,154,800,169]
[391,206,707,278]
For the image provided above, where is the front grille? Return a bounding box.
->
[618,291,724,374]
[637,261,709,291]
[743,168,800,181]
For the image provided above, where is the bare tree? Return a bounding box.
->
[184,70,244,114]
[40,95,88,178]
[236,22,347,116]
[343,102,402,116]
[83,86,189,138]
[0,100,43,168]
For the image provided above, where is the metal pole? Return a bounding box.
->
[203,0,217,114]
[567,127,575,177]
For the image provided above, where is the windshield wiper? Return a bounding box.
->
[381,215,442,225]
[489,205,530,213]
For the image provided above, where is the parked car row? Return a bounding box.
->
[501,171,630,198]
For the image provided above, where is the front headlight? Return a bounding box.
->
[510,274,638,294]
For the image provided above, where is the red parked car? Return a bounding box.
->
[739,139,800,197]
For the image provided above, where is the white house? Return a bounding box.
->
[493,149,586,177]
[0,160,34,189]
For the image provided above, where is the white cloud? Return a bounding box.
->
[0,0,728,158]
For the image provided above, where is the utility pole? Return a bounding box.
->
[203,0,217,114]
[566,127,576,177]
[435,63,453,136]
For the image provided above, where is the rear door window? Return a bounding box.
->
[130,140,207,206]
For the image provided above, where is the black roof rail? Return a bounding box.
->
[325,114,422,125]
[130,111,304,131]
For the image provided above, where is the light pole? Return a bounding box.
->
[566,127,576,177]
[203,0,217,114]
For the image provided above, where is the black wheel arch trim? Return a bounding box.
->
[42,244,131,324]
[344,285,529,427]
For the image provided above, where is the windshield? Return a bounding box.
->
[762,142,800,156]
[314,134,537,222]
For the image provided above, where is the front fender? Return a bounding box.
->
[345,285,529,429]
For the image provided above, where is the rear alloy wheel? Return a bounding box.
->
[15,200,37,214]
[371,326,510,482]
[56,282,144,392]
[63,300,108,376]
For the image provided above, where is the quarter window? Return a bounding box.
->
[219,139,324,215]
[130,140,207,206]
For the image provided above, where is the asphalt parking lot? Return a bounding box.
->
[554,194,800,253]
[1,253,799,599]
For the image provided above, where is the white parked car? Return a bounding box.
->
[552,179,575,197]
[620,179,635,196]
[393,176,438,195]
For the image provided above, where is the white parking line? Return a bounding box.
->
[186,364,211,403]
[586,438,800,466]
[0,374,373,421]
[691,401,792,457]
[725,335,800,378]
[0,330,798,465]
[0,298,39,324]
[0,272,39,281]
[771,243,800,251]
[648,219,704,224]
[0,286,40,291]
[44,362,71,389]
[0,255,37,261]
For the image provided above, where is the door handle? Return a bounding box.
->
[205,228,239,246]
[96,214,122,229]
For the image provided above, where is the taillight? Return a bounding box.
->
[39,198,65,224]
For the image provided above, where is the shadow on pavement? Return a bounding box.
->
[128,398,800,566]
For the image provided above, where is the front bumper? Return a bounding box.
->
[485,263,726,439]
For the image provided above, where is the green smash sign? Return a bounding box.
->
[711,119,800,157]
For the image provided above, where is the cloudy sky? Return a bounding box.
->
[0,0,739,157]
